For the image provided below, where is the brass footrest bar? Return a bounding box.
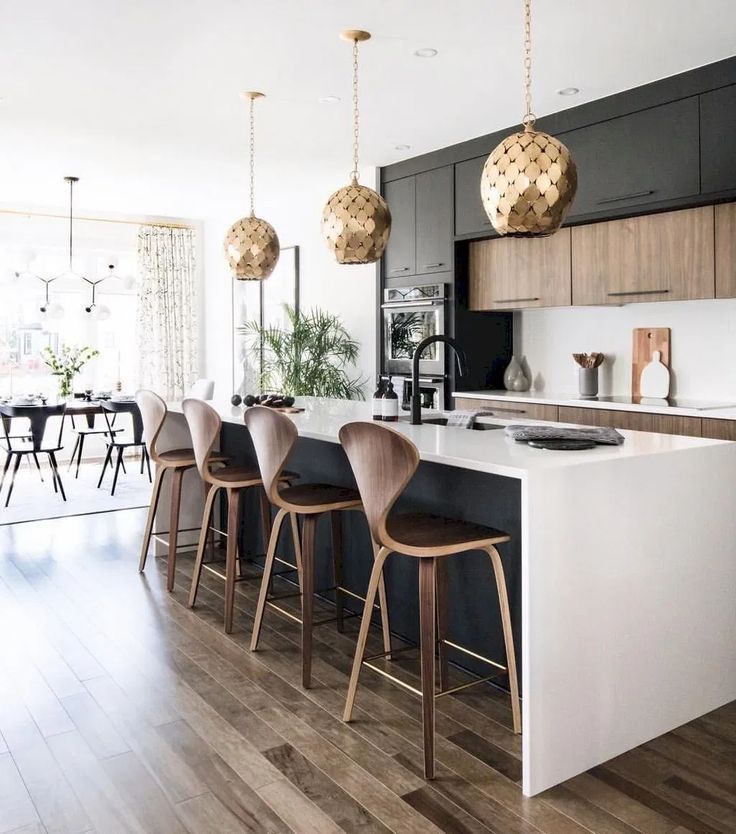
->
[435,674,503,698]
[363,644,415,663]
[364,662,423,697]
[264,600,361,629]
[440,639,507,672]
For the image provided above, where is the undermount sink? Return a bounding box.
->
[420,417,502,431]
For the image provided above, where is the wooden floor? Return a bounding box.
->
[0,509,734,834]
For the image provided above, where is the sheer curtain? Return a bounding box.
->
[136,225,198,400]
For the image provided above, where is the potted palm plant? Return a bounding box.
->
[240,305,366,399]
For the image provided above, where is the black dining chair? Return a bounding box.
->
[0,403,67,506]
[97,400,152,495]
[67,406,122,479]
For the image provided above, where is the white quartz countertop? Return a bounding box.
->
[453,389,736,421]
[168,396,730,481]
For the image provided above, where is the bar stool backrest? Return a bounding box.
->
[136,390,167,461]
[0,403,67,452]
[339,421,420,545]
[243,406,297,505]
[182,398,221,483]
[100,400,144,444]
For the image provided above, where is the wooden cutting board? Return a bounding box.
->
[632,327,670,398]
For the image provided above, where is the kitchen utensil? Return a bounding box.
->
[639,350,670,399]
[632,327,670,398]
[572,352,604,369]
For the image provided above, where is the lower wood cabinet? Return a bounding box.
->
[558,406,702,437]
[468,229,571,310]
[716,202,736,298]
[454,397,559,421]
[571,206,715,306]
[701,419,736,441]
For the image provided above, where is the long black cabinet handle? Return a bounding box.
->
[422,262,444,269]
[389,267,410,274]
[607,289,670,297]
[493,296,540,304]
[597,189,655,205]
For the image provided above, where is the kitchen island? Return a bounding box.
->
[161,397,736,797]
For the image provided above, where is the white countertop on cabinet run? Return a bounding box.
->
[167,396,730,481]
[453,389,736,420]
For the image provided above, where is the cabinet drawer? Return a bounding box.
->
[571,206,715,305]
[701,419,736,441]
[455,156,494,237]
[558,97,700,220]
[469,229,571,310]
[558,406,702,437]
[454,398,559,421]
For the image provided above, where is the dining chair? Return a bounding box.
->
[0,403,67,506]
[67,405,122,479]
[97,400,152,495]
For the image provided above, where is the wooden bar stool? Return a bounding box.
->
[137,390,219,592]
[245,406,392,689]
[339,421,521,779]
[183,398,293,633]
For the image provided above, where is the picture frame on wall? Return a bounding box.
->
[231,245,300,396]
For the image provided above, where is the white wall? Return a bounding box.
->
[515,298,736,400]
[0,127,377,401]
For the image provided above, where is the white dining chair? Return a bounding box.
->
[187,379,215,400]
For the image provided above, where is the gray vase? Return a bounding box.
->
[579,367,599,398]
[503,356,522,391]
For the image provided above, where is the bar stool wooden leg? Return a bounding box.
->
[166,468,184,592]
[330,511,344,633]
[224,487,240,633]
[419,558,437,779]
[435,556,450,692]
[374,542,393,658]
[301,514,318,688]
[289,512,303,577]
[251,507,289,650]
[343,546,391,722]
[189,483,219,608]
[485,545,522,734]
[139,465,166,572]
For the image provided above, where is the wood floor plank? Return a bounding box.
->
[257,777,345,834]
[174,790,284,834]
[60,692,130,760]
[402,785,496,833]
[0,752,42,834]
[541,785,641,834]
[448,730,523,784]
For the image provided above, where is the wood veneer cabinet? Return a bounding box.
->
[715,202,736,298]
[701,419,736,441]
[571,206,715,306]
[558,406,702,437]
[454,397,559,421]
[468,229,571,311]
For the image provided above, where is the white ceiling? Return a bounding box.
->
[2,0,735,172]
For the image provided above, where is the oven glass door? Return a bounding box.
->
[383,301,445,374]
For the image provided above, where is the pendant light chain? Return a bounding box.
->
[522,0,535,130]
[249,95,256,217]
[68,177,74,270]
[351,37,360,183]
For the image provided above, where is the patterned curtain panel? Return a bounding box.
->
[136,226,198,400]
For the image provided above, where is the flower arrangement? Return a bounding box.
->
[42,344,99,399]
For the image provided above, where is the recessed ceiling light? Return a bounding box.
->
[414,48,438,58]
[394,144,411,151]
[556,86,580,96]
[318,95,341,104]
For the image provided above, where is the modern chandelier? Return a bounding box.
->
[321,30,391,265]
[224,92,280,281]
[480,0,577,236]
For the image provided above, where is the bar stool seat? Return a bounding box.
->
[385,513,510,555]
[279,483,360,509]
[210,464,297,486]
[339,421,521,781]
[157,448,198,463]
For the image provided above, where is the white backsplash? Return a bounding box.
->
[513,297,736,400]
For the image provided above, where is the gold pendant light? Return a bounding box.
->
[225,92,280,280]
[480,0,577,237]
[321,30,391,265]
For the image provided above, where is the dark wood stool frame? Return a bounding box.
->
[339,420,521,779]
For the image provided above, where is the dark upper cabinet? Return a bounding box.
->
[382,166,453,278]
[416,166,454,274]
[455,156,494,238]
[558,97,700,220]
[700,84,736,194]
[383,176,416,278]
